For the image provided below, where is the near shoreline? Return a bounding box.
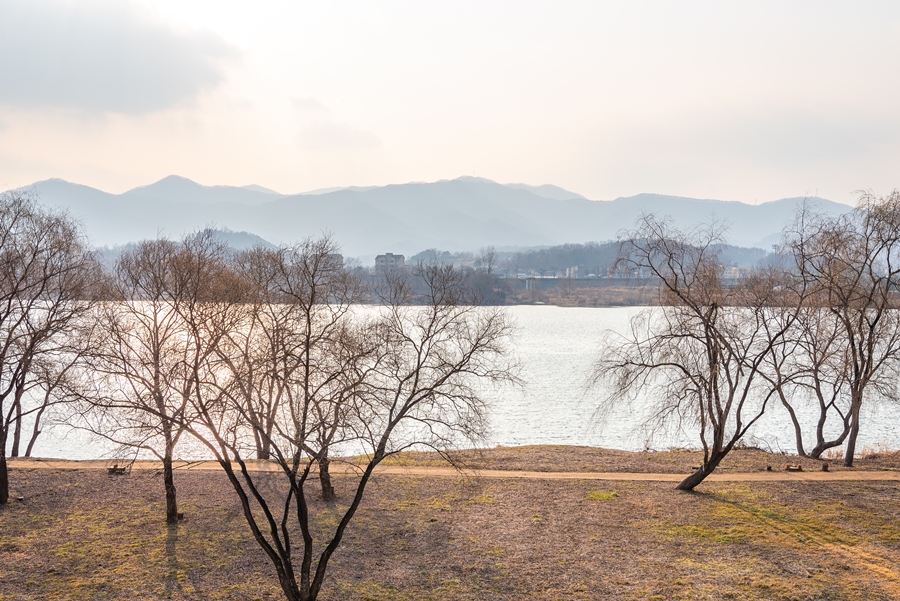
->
[9,444,900,477]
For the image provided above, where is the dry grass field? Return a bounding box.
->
[378,444,900,473]
[2,446,900,601]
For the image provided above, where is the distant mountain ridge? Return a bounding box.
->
[16,176,852,257]
[125,175,282,206]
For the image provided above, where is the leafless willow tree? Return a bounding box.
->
[782,192,900,466]
[758,280,856,459]
[0,191,96,504]
[594,215,806,490]
[182,256,516,601]
[75,231,237,522]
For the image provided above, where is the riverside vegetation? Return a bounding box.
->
[1,189,900,600]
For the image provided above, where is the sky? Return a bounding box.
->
[1,1,899,204]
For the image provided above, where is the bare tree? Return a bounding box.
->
[0,191,96,504]
[757,204,856,459]
[75,231,235,522]
[183,258,516,601]
[786,191,900,466]
[594,216,802,490]
[759,296,855,458]
[479,245,497,275]
[214,238,368,499]
[795,311,856,459]
[558,276,576,300]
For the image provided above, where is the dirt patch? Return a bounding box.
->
[379,444,900,474]
[3,447,900,600]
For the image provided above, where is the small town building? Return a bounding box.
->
[375,253,405,271]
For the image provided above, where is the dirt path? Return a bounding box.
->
[9,457,900,482]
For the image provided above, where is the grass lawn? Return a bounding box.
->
[2,447,899,600]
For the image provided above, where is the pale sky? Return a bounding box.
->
[1,1,899,204]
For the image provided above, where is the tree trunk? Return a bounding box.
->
[319,453,335,502]
[217,458,304,601]
[256,431,271,460]
[675,453,725,491]
[844,404,861,467]
[808,400,851,460]
[808,421,850,460]
[0,429,8,504]
[809,439,845,460]
[253,414,274,460]
[24,401,47,458]
[280,572,303,601]
[777,389,806,456]
[10,401,21,458]
[163,452,179,523]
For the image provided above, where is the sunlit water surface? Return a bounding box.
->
[30,305,900,459]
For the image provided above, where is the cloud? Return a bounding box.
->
[0,0,237,115]
[296,121,382,152]
[291,96,328,112]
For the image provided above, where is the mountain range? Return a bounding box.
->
[17,175,852,258]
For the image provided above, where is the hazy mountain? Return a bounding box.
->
[297,185,379,195]
[240,184,282,195]
[19,176,853,257]
[125,175,282,206]
[504,182,587,200]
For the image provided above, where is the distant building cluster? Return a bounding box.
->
[365,241,760,282]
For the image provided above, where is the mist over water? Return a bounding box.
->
[30,305,900,460]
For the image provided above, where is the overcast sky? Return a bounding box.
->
[1,1,898,204]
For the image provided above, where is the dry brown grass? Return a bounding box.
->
[380,444,900,474]
[2,446,900,600]
[547,286,657,307]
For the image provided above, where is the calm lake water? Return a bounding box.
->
[30,305,900,459]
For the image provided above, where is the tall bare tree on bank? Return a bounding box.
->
[77,232,235,522]
[594,216,805,490]
[744,235,841,459]
[184,258,516,601]
[215,238,368,499]
[758,288,856,459]
[787,191,900,466]
[0,192,96,504]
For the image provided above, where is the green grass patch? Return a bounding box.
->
[586,490,619,501]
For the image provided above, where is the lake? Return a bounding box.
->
[29,305,900,459]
